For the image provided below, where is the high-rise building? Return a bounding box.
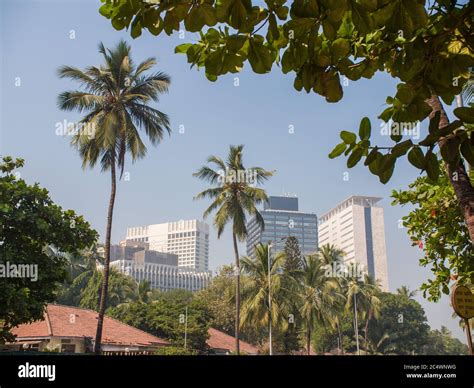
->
[318,196,389,291]
[125,219,209,271]
[100,241,211,292]
[246,195,318,257]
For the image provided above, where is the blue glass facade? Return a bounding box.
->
[246,196,318,257]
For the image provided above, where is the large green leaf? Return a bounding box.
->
[407,146,425,169]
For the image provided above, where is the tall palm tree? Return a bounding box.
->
[361,274,381,354]
[193,145,274,354]
[240,243,287,353]
[57,40,171,353]
[318,244,345,266]
[299,254,340,355]
[344,268,381,355]
[397,285,417,300]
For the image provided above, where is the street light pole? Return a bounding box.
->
[268,243,273,356]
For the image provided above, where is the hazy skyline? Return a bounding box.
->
[0,0,465,341]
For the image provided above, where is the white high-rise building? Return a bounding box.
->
[318,196,389,291]
[126,220,209,271]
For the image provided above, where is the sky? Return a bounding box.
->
[0,0,466,341]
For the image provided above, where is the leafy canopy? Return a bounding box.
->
[392,166,474,301]
[0,157,97,343]
[99,0,473,184]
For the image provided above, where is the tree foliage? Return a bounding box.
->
[99,0,474,184]
[0,157,97,343]
[392,166,474,301]
[283,236,303,272]
[79,267,137,311]
[108,289,211,351]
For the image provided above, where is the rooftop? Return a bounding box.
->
[207,328,258,355]
[11,304,168,347]
[319,195,383,223]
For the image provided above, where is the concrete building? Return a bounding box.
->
[104,241,211,293]
[318,196,389,291]
[246,195,318,258]
[125,219,209,271]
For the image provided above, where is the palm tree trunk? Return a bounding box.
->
[337,320,344,354]
[364,314,370,355]
[94,160,116,354]
[426,96,474,243]
[306,327,311,355]
[232,232,240,355]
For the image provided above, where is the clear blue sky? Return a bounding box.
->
[0,0,465,341]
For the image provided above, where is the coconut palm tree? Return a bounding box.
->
[193,145,274,354]
[240,243,287,354]
[361,274,382,354]
[397,285,417,300]
[344,266,380,355]
[57,40,171,353]
[299,254,340,355]
[135,280,152,304]
[318,244,345,266]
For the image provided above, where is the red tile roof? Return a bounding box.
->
[12,304,168,347]
[207,328,258,354]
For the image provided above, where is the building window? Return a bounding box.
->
[61,344,76,353]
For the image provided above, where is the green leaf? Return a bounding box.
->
[347,147,364,168]
[130,18,142,38]
[454,107,474,124]
[396,84,415,105]
[229,0,247,29]
[359,117,371,140]
[407,146,425,169]
[275,6,289,20]
[351,2,372,34]
[329,142,347,159]
[425,152,440,181]
[227,34,247,52]
[340,131,357,144]
[248,37,273,74]
[201,4,218,26]
[175,44,192,54]
[392,140,413,157]
[322,20,337,40]
[460,141,474,166]
[378,155,395,184]
[428,111,440,134]
[331,38,350,60]
[364,147,379,166]
[185,6,206,32]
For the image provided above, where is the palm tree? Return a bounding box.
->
[136,280,152,304]
[344,266,380,355]
[57,40,171,353]
[318,244,345,266]
[397,285,417,300]
[193,145,274,354]
[299,254,340,355]
[361,274,382,354]
[240,243,287,354]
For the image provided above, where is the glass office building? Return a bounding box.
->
[246,196,318,257]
